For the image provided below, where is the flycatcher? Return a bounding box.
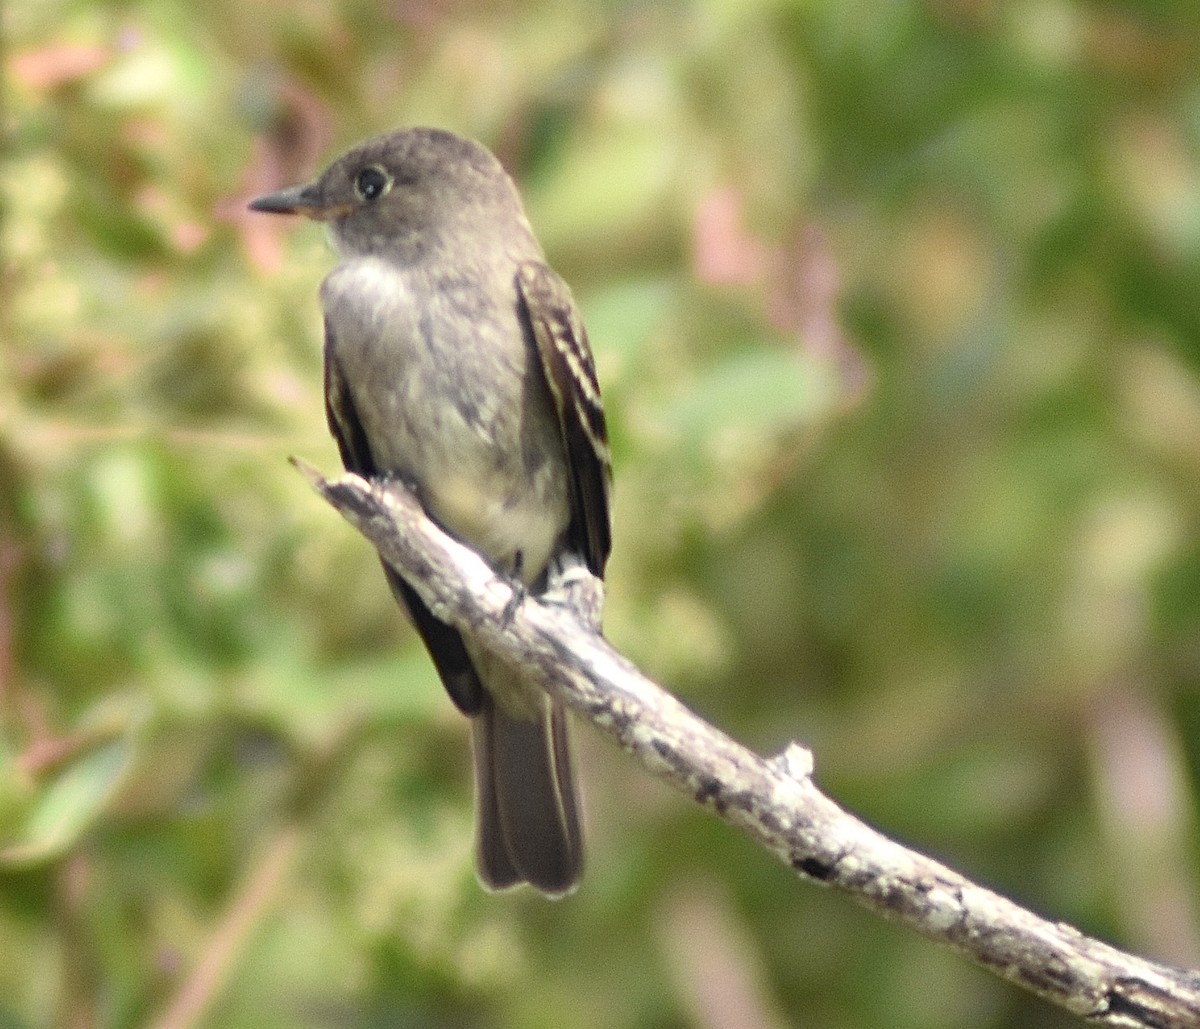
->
[250,127,611,896]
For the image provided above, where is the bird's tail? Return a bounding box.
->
[471,694,583,896]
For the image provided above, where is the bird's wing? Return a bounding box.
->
[323,316,485,715]
[517,262,613,577]
[322,316,376,474]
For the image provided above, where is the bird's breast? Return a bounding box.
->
[322,256,569,580]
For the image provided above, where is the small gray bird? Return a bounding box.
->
[250,128,611,896]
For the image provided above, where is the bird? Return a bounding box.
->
[249,127,611,896]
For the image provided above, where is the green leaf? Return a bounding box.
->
[660,346,833,441]
[0,737,134,868]
[581,278,675,367]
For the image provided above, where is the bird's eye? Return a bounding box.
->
[354,166,391,202]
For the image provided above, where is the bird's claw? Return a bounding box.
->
[500,581,525,628]
[500,551,526,628]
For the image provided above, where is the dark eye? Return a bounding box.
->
[354,166,390,202]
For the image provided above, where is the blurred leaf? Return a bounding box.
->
[580,278,675,369]
[530,118,681,250]
[659,346,833,445]
[236,645,445,748]
[0,736,134,867]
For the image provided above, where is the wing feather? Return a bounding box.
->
[517,263,612,577]
[324,317,484,714]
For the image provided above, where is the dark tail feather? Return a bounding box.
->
[548,704,583,865]
[471,706,521,892]
[471,697,583,896]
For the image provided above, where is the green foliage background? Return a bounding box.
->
[4,1,1200,1026]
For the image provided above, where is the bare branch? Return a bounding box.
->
[294,459,1200,1028]
[152,825,302,1029]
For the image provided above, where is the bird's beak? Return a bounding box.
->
[248,182,326,219]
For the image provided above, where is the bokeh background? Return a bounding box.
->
[4,1,1200,1026]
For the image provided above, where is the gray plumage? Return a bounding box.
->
[250,128,611,896]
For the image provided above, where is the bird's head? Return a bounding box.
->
[249,127,530,259]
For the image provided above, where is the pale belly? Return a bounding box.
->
[324,257,570,584]
[427,467,567,581]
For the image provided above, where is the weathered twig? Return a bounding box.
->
[294,459,1200,1028]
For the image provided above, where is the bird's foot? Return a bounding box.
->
[541,552,605,633]
[375,469,423,502]
[500,552,526,628]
